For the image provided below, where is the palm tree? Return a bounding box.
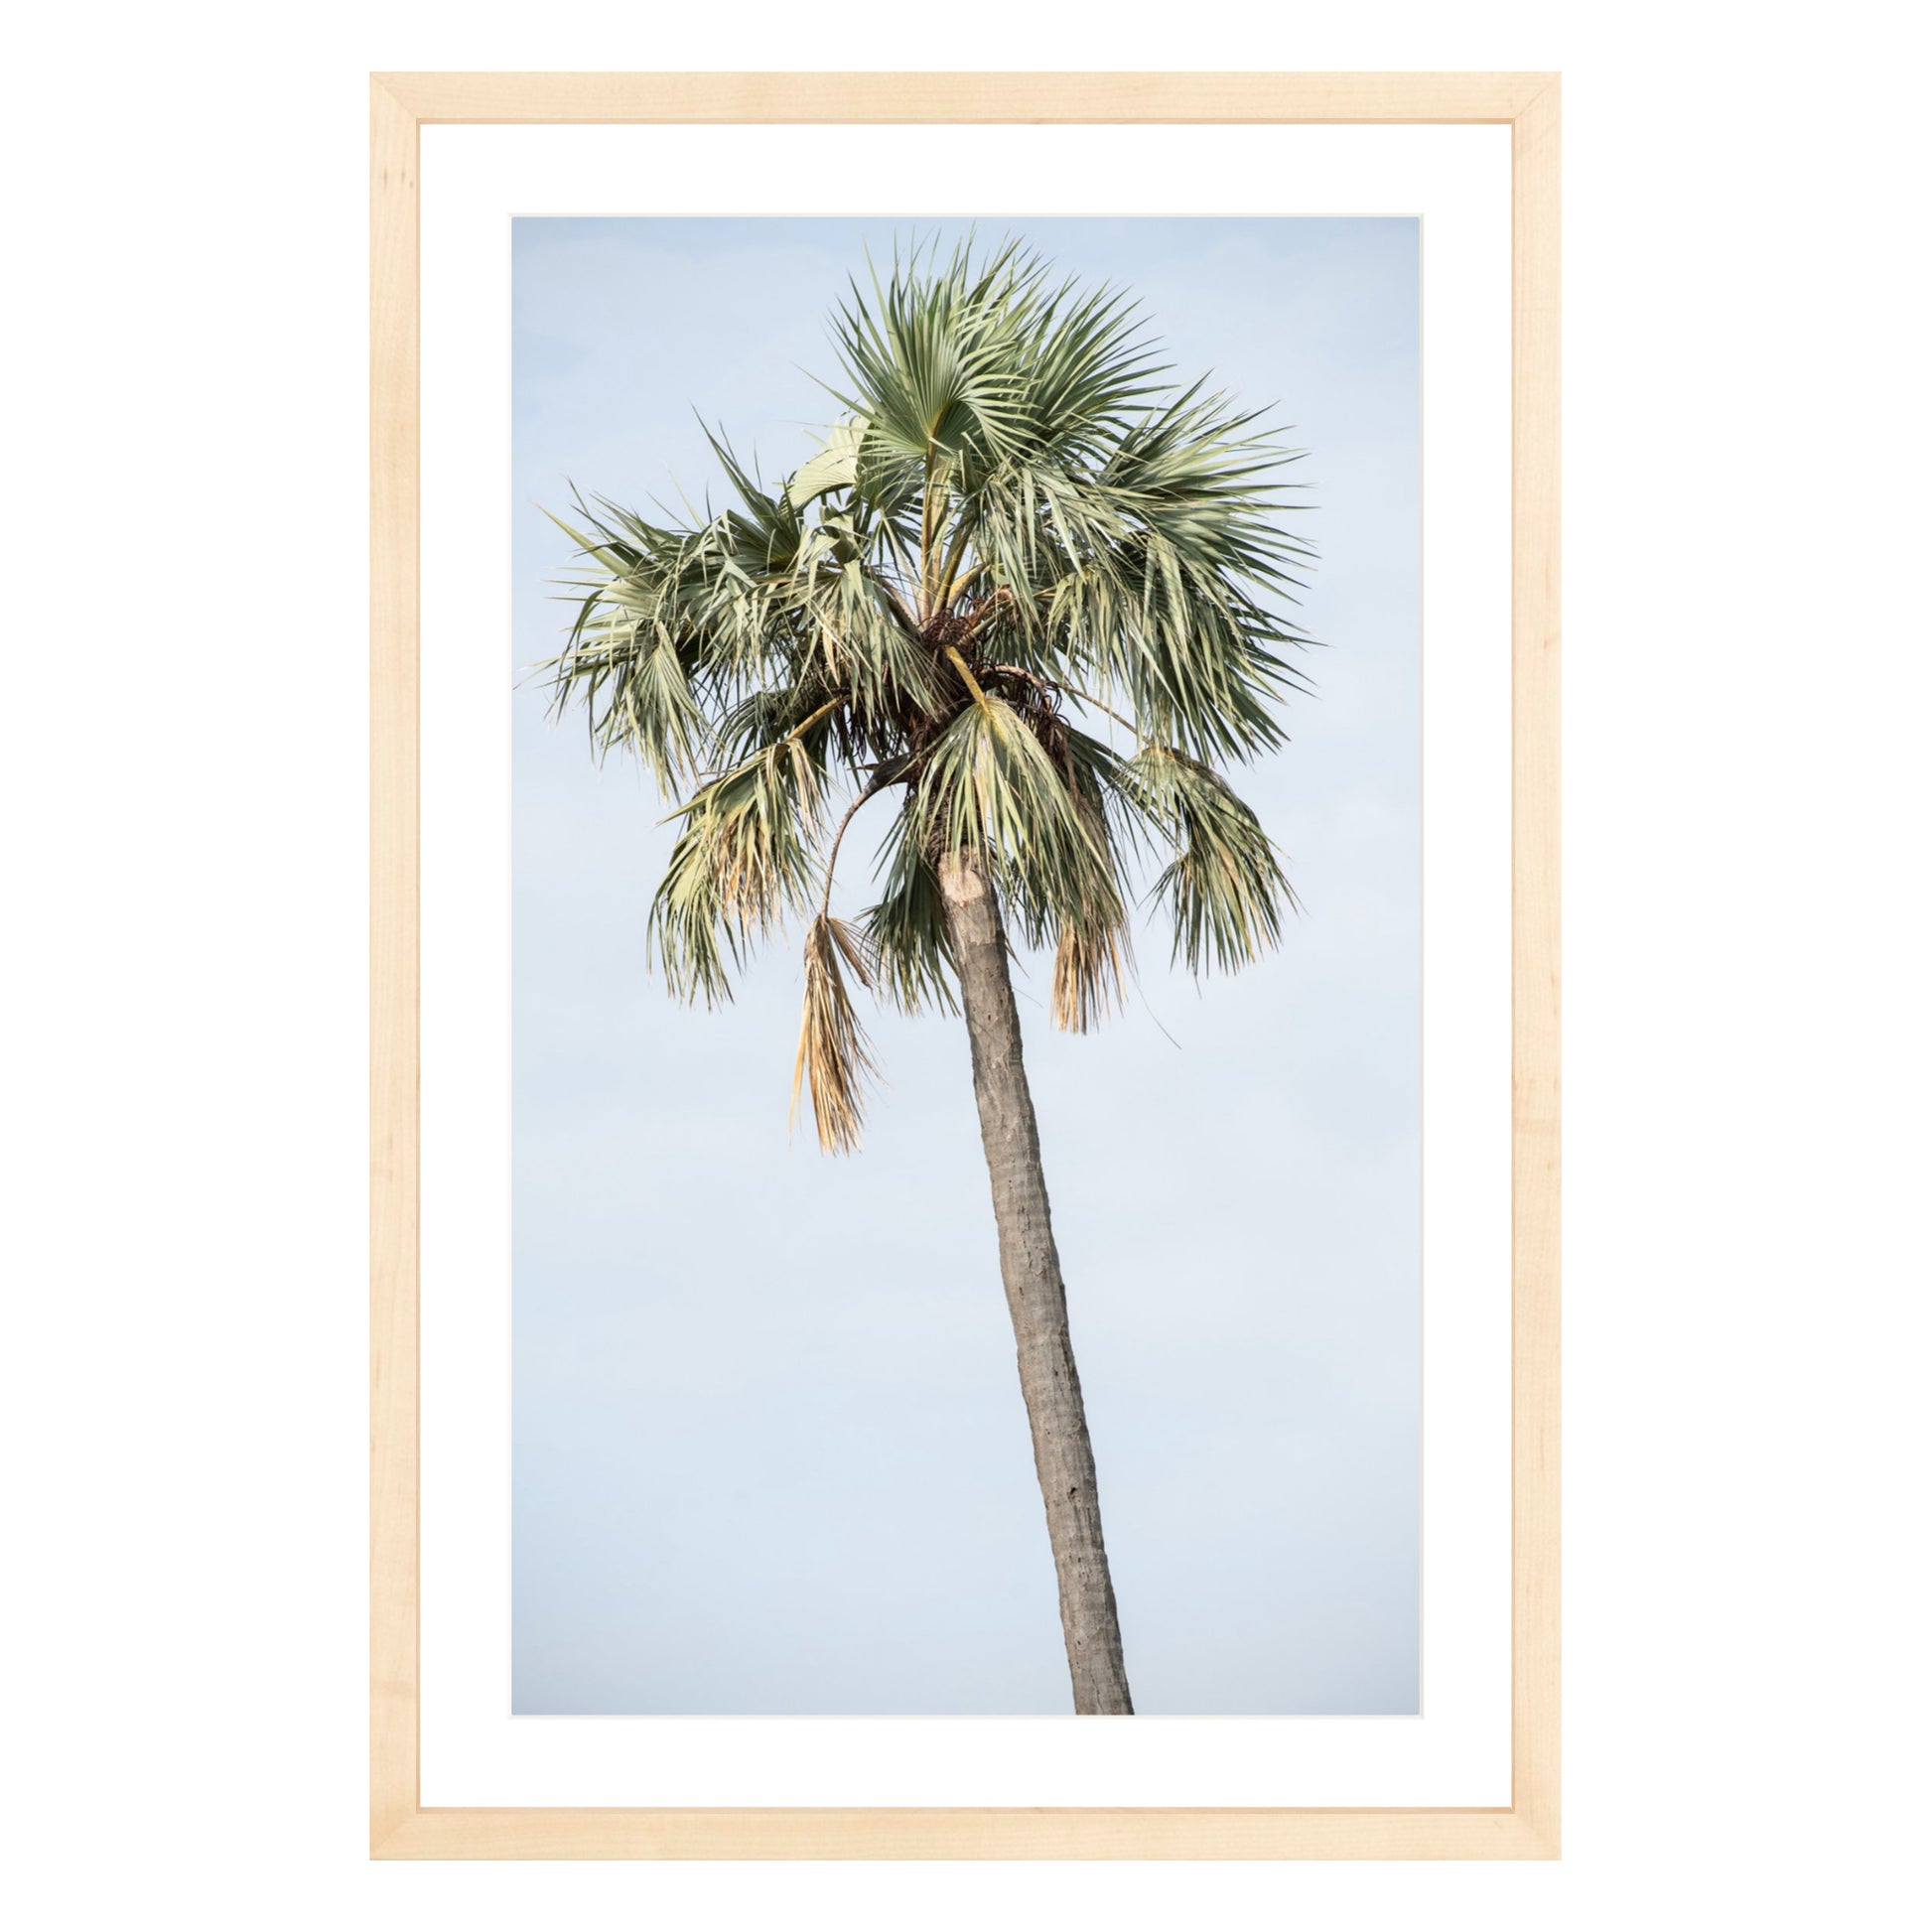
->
[543,236,1311,1717]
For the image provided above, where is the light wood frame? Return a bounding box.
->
[371,69,1560,1861]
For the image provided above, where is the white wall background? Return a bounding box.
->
[3,3,1925,1926]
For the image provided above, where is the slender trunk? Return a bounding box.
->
[937,850,1134,1715]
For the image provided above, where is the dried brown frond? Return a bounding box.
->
[715,833,788,933]
[1050,918,1130,1034]
[788,914,881,1155]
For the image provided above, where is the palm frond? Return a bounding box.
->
[648,743,822,1003]
[861,812,958,1016]
[1050,914,1130,1034]
[1122,746,1299,975]
[909,696,1119,948]
[789,913,880,1155]
[546,231,1315,1145]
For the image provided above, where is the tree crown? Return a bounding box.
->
[544,235,1315,1152]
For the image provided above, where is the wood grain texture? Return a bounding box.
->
[373,69,1557,126]
[1510,75,1562,1858]
[369,69,1561,1862]
[369,75,420,1850]
[376,1804,1548,1861]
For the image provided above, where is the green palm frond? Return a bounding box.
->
[1122,745,1300,975]
[546,232,1315,1147]
[909,695,1122,950]
[648,742,823,1004]
[862,810,958,1016]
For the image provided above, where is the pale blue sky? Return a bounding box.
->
[510,215,1420,1715]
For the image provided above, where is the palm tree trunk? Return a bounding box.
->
[937,850,1134,1715]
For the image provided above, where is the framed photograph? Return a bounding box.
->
[371,69,1560,1861]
